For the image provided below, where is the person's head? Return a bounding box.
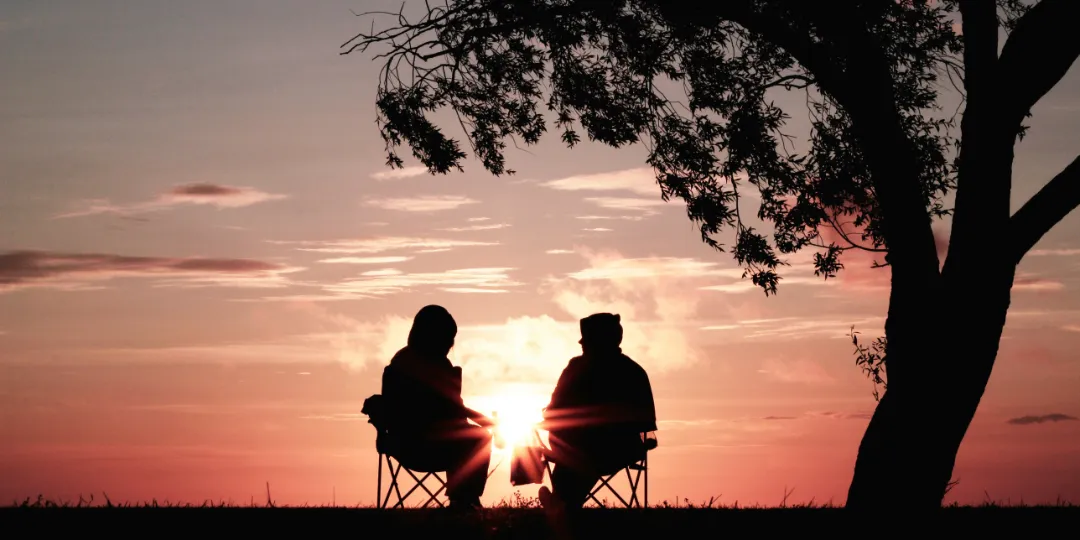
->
[407,304,457,357]
[578,313,623,353]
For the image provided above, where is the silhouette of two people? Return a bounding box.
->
[539,312,657,511]
[367,305,657,512]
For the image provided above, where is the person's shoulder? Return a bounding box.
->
[619,353,650,376]
[388,346,412,366]
[562,355,586,371]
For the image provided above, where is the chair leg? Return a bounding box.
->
[387,458,405,509]
[586,462,648,509]
[402,469,444,508]
[586,479,606,508]
[625,467,640,508]
[591,473,631,508]
[377,453,385,509]
[420,473,447,508]
[395,470,430,508]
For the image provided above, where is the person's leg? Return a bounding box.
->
[550,462,598,510]
[442,423,493,507]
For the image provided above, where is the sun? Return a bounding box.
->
[465,386,548,454]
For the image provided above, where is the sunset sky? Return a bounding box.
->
[2,0,1079,507]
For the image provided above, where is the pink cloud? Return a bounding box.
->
[757,357,836,384]
[54,183,287,218]
[1013,274,1065,292]
[168,183,245,197]
[0,250,303,293]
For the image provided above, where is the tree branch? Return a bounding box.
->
[997,0,1080,123]
[1010,154,1080,264]
[959,0,999,96]
[650,0,854,104]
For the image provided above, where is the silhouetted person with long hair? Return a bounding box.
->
[377,305,494,510]
[538,313,657,512]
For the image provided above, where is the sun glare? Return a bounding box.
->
[465,386,549,453]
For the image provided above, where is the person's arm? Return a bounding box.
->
[634,368,658,433]
[539,362,576,431]
[445,365,494,427]
[464,406,495,427]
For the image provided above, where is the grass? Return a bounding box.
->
[4,492,1078,538]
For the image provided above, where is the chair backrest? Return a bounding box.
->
[382,362,462,395]
[378,362,466,426]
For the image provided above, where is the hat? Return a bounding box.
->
[578,313,623,345]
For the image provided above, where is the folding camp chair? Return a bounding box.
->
[538,430,657,509]
[363,363,464,509]
[585,431,655,508]
[375,450,448,508]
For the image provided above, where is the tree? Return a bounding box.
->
[343,0,1080,509]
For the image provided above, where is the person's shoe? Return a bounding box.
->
[538,486,554,508]
[538,487,571,539]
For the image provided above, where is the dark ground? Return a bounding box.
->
[4,506,1079,538]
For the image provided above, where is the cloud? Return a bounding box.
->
[54,183,288,219]
[738,316,884,341]
[319,267,520,296]
[438,223,511,232]
[582,228,613,232]
[1064,324,1080,333]
[271,236,498,255]
[370,166,430,181]
[539,167,659,195]
[315,248,728,379]
[562,254,743,281]
[540,249,726,373]
[757,357,835,384]
[299,413,367,422]
[762,415,798,421]
[468,217,491,222]
[698,315,883,342]
[1013,273,1065,292]
[699,272,835,294]
[584,197,668,214]
[365,195,478,212]
[1027,248,1080,257]
[311,309,579,387]
[313,310,416,369]
[807,411,873,420]
[316,256,412,264]
[0,250,303,293]
[546,249,574,255]
[536,169,671,219]
[576,215,646,221]
[1006,413,1078,425]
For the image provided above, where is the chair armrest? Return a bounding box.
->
[642,431,658,450]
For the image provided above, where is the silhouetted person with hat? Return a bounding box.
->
[365,304,494,511]
[538,313,658,511]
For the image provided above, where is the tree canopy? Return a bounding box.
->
[344,0,1031,295]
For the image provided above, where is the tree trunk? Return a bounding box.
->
[846,268,1015,510]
